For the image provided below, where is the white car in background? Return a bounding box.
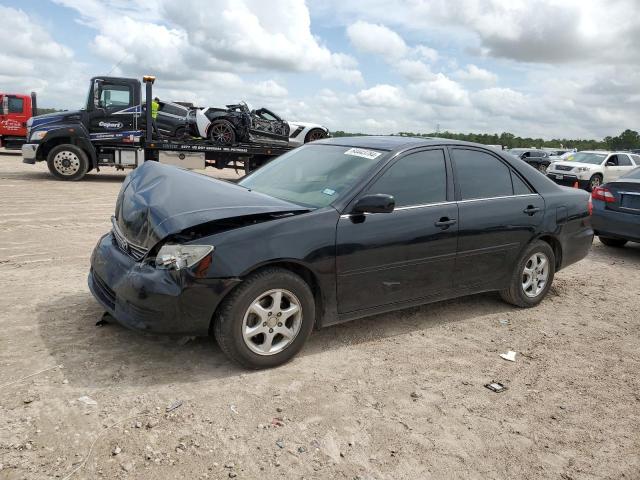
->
[546,151,639,191]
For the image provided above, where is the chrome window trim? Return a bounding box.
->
[339,194,539,218]
[458,193,539,204]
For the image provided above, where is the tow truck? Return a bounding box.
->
[1,92,37,149]
[21,76,293,180]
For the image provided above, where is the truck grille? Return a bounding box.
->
[555,165,574,171]
[111,217,148,261]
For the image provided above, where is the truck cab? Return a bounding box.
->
[0,93,34,149]
[22,77,144,179]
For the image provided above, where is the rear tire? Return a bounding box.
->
[46,144,89,181]
[599,237,627,247]
[209,120,236,145]
[500,240,555,308]
[304,128,328,143]
[213,268,315,369]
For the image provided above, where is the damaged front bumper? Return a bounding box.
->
[88,232,241,335]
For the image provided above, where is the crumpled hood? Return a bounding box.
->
[116,161,308,248]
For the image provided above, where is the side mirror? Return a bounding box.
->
[606,161,616,167]
[353,194,395,214]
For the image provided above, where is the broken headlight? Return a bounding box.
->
[155,244,214,270]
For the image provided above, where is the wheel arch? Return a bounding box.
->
[536,234,563,270]
[208,260,324,335]
[39,136,97,169]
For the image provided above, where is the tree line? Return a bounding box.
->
[331,129,640,151]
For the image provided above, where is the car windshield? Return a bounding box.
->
[568,152,607,164]
[238,144,385,208]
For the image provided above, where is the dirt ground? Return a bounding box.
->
[0,153,639,480]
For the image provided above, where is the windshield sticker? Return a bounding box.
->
[344,148,382,160]
[322,188,336,196]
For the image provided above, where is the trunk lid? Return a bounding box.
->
[603,179,640,214]
[115,161,308,249]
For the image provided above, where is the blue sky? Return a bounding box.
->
[1,0,638,139]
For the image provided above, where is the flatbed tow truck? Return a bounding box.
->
[22,75,294,180]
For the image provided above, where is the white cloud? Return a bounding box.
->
[454,64,497,85]
[347,21,408,59]
[413,45,439,63]
[356,84,406,108]
[396,60,434,82]
[0,6,87,107]
[410,74,470,107]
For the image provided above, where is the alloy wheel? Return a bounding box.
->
[211,123,234,144]
[242,289,303,355]
[53,151,81,176]
[522,252,549,298]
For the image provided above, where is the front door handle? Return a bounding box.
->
[523,205,541,215]
[435,217,457,229]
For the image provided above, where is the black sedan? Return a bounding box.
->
[591,167,640,247]
[89,137,593,368]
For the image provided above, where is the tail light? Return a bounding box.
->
[591,186,615,203]
[588,196,593,215]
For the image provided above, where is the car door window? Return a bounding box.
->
[100,84,132,109]
[452,149,514,200]
[630,155,640,166]
[607,155,619,166]
[8,97,24,113]
[511,172,533,195]
[367,149,447,207]
[617,154,632,166]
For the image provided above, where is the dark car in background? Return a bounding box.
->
[591,167,640,247]
[88,137,593,368]
[507,148,551,173]
[156,100,189,138]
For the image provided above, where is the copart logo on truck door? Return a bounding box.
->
[98,121,124,130]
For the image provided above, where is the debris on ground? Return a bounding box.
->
[166,400,183,412]
[77,395,97,406]
[112,446,121,456]
[485,382,508,393]
[95,312,111,327]
[499,350,517,362]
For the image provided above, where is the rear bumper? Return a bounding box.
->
[592,204,640,242]
[21,143,38,164]
[88,232,241,335]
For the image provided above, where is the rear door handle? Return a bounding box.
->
[435,217,457,229]
[523,205,541,215]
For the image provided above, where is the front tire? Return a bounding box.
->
[500,240,555,308]
[46,144,89,181]
[213,268,315,369]
[599,236,628,248]
[588,174,603,192]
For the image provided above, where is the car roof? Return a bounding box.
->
[315,135,490,152]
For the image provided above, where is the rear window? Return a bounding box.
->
[621,167,640,180]
[452,148,514,200]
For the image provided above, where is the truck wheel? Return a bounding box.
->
[47,145,89,181]
[500,240,555,308]
[209,120,236,145]
[213,268,315,369]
